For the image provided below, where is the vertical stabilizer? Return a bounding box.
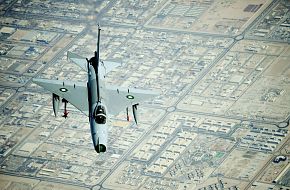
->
[95,25,101,102]
[96,25,101,68]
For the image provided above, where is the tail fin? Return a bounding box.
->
[89,25,101,75]
[96,24,101,68]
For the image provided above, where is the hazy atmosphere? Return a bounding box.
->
[0,0,289,189]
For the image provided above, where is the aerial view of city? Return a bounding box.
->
[0,0,289,189]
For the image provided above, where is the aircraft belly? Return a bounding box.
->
[90,119,108,152]
[89,79,97,103]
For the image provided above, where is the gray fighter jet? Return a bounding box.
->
[33,26,159,153]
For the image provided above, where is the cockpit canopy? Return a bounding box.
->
[93,105,106,124]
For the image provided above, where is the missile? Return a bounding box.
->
[132,103,139,125]
[126,107,130,121]
[52,93,60,117]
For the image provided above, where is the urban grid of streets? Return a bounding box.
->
[0,0,289,190]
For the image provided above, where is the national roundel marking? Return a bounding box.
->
[126,95,134,99]
[60,88,68,92]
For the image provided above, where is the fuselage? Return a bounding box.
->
[87,64,108,153]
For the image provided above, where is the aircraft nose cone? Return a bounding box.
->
[95,144,106,153]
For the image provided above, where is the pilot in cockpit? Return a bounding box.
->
[94,105,106,124]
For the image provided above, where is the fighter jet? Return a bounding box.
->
[33,26,159,153]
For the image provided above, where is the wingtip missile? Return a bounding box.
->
[52,93,60,117]
[132,103,139,125]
